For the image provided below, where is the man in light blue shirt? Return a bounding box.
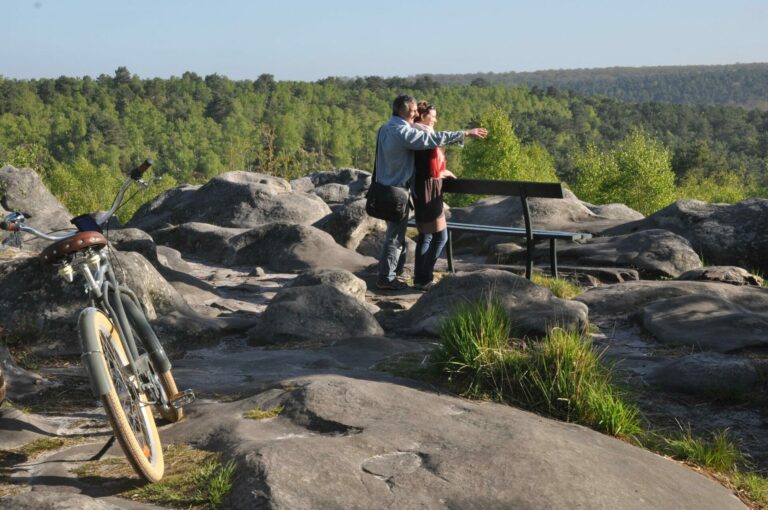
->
[375,95,487,289]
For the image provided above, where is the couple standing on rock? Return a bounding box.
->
[375,95,488,291]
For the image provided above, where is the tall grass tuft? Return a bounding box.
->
[531,273,582,299]
[433,295,641,438]
[658,425,743,472]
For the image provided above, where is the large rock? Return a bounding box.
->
[290,268,368,304]
[577,280,768,352]
[291,168,372,201]
[226,222,376,272]
[151,222,247,263]
[248,284,384,345]
[402,269,588,337]
[449,189,635,235]
[0,166,72,249]
[0,493,121,510]
[554,229,702,278]
[650,352,760,398]
[314,199,386,250]
[129,171,331,232]
[166,375,746,510]
[604,198,768,273]
[0,249,191,355]
[677,266,764,286]
[106,227,157,262]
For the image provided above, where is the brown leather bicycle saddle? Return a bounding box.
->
[41,231,108,264]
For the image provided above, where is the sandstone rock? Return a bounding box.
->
[402,269,588,337]
[604,198,768,273]
[677,266,764,286]
[0,166,72,250]
[129,171,331,232]
[226,223,376,273]
[291,168,372,200]
[583,202,645,221]
[106,227,157,262]
[0,492,121,510]
[314,199,386,250]
[650,353,760,397]
[248,284,384,345]
[313,182,350,204]
[166,375,746,510]
[555,229,702,278]
[151,222,246,264]
[0,250,191,355]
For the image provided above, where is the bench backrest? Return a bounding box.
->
[442,178,565,199]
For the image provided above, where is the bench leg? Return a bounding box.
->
[550,238,558,278]
[526,238,534,280]
[447,229,454,273]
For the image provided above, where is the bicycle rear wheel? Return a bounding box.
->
[81,309,164,482]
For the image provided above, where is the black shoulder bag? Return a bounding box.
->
[365,129,411,223]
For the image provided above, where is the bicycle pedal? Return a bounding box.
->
[170,389,196,409]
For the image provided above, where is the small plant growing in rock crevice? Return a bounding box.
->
[243,405,284,420]
[531,272,582,299]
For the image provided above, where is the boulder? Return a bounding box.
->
[106,227,157,262]
[0,250,191,355]
[650,352,760,398]
[554,229,702,278]
[291,168,372,201]
[290,268,368,304]
[128,171,331,232]
[583,202,645,221]
[314,199,386,250]
[604,198,768,273]
[226,223,376,272]
[577,280,768,352]
[677,266,764,286]
[449,189,633,235]
[167,375,746,510]
[151,222,246,264]
[313,182,351,204]
[248,284,384,345]
[0,166,72,250]
[402,269,588,337]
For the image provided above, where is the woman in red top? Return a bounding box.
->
[412,102,456,290]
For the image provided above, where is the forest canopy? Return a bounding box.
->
[1,67,767,219]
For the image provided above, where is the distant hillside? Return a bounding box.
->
[423,63,768,110]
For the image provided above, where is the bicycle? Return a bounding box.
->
[0,159,194,482]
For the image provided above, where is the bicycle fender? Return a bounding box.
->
[78,307,114,397]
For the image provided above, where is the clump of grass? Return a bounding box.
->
[655,425,743,472]
[129,457,236,509]
[531,273,582,299]
[432,295,641,438]
[732,471,768,506]
[18,437,83,458]
[74,443,237,509]
[243,405,284,420]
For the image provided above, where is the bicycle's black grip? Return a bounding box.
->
[129,158,154,180]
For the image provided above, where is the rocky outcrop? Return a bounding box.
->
[290,168,372,204]
[402,269,588,337]
[164,375,746,510]
[151,222,246,264]
[0,166,72,250]
[650,352,760,398]
[555,229,702,278]
[604,198,768,273]
[248,284,384,345]
[577,280,768,352]
[226,223,376,272]
[314,199,386,250]
[129,171,331,232]
[677,266,764,286]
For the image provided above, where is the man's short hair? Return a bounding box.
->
[392,95,416,117]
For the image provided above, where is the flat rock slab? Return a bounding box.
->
[577,280,768,352]
[402,269,588,337]
[164,375,746,510]
[650,352,760,397]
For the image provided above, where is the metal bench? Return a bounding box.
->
[408,178,592,280]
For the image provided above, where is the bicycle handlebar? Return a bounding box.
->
[1,158,155,241]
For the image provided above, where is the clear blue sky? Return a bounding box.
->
[2,0,766,81]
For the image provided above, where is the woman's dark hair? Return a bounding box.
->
[414,101,435,123]
[392,95,416,117]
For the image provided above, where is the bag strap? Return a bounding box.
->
[372,127,382,184]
